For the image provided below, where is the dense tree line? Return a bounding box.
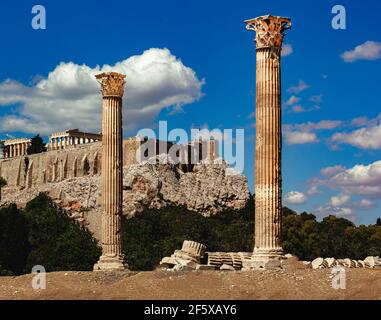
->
[123,198,381,270]
[0,194,100,275]
[1,194,381,274]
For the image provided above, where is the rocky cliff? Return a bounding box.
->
[0,160,249,238]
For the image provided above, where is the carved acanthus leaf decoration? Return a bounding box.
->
[95,72,126,97]
[245,15,291,49]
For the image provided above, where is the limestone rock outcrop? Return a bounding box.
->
[1,161,249,219]
[122,160,250,217]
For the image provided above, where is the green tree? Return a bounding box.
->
[0,204,29,275]
[0,176,6,202]
[123,197,255,271]
[376,218,381,226]
[23,193,101,272]
[26,134,47,155]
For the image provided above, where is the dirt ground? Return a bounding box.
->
[1,264,380,300]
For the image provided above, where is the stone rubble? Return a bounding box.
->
[309,256,381,269]
[207,252,253,270]
[159,240,207,270]
[161,242,381,272]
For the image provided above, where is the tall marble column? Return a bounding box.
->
[244,15,291,268]
[94,72,127,271]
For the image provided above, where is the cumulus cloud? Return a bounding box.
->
[284,130,318,145]
[314,193,374,220]
[285,191,307,205]
[349,114,381,128]
[354,199,375,209]
[341,41,381,62]
[331,123,381,150]
[287,80,310,94]
[283,120,342,146]
[311,161,381,219]
[281,44,293,57]
[307,185,320,196]
[314,205,353,218]
[320,160,381,198]
[330,194,350,207]
[0,48,205,135]
[321,165,346,177]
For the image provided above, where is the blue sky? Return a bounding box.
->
[0,0,381,224]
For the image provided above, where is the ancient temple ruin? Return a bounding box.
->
[48,129,102,150]
[1,138,31,159]
[243,15,292,269]
[93,72,128,271]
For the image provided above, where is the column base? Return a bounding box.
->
[242,248,284,270]
[93,255,128,271]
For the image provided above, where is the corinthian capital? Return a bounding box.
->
[96,72,126,97]
[245,15,291,49]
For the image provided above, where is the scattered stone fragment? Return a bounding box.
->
[160,257,178,268]
[343,259,356,268]
[220,264,235,271]
[311,258,327,269]
[364,256,381,268]
[324,258,337,268]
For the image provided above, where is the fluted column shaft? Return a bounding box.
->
[94,72,127,271]
[101,96,123,257]
[254,47,282,255]
[245,15,291,261]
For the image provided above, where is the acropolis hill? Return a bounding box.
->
[0,129,250,240]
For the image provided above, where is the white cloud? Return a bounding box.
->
[331,123,381,150]
[307,185,320,196]
[0,48,205,135]
[284,130,318,145]
[285,191,307,205]
[312,161,381,219]
[292,120,343,132]
[314,205,353,217]
[321,160,381,198]
[287,80,310,94]
[354,199,375,209]
[283,120,342,145]
[341,41,381,62]
[330,194,350,207]
[291,105,320,113]
[281,44,293,57]
[284,95,300,107]
[350,116,372,127]
[321,165,346,177]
